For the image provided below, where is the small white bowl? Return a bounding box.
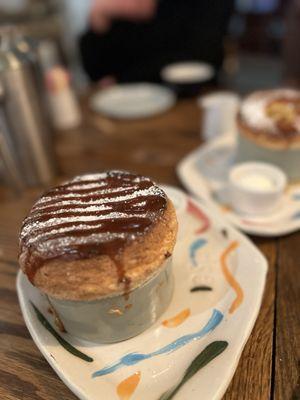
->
[229,162,287,215]
[161,61,215,97]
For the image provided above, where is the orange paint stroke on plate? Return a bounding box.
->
[162,308,191,328]
[221,204,232,213]
[221,241,244,314]
[117,371,141,400]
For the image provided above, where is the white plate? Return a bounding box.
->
[17,187,267,400]
[90,83,176,119]
[177,136,300,237]
[161,61,214,84]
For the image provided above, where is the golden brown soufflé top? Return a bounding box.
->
[19,171,177,300]
[238,89,300,148]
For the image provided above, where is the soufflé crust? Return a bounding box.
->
[238,89,300,149]
[19,171,178,301]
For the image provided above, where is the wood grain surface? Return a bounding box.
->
[275,235,300,400]
[0,98,299,400]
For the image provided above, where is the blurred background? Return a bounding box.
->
[0,0,297,91]
[0,0,299,193]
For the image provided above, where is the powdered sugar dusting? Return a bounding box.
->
[240,89,300,134]
[56,182,109,191]
[34,186,164,212]
[37,185,141,203]
[36,232,129,257]
[19,171,168,278]
[30,203,113,217]
[27,217,144,245]
[21,212,147,240]
[70,172,110,182]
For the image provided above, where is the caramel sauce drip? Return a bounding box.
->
[19,171,167,294]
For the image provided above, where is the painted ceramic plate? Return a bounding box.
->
[17,186,267,400]
[90,84,176,119]
[177,136,300,237]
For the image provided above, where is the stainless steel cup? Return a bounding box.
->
[0,26,57,188]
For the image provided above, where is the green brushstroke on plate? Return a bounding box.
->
[159,340,228,400]
[31,302,93,363]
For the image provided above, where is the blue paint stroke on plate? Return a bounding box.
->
[92,309,223,378]
[293,193,300,201]
[190,238,207,267]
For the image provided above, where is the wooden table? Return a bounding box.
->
[0,99,299,400]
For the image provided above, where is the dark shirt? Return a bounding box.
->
[79,0,234,82]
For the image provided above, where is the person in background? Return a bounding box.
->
[79,0,234,84]
[283,0,300,87]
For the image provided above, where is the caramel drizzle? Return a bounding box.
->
[20,172,167,294]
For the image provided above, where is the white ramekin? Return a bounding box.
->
[236,133,300,181]
[228,162,287,215]
[48,258,174,343]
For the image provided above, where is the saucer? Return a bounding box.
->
[177,135,300,237]
[17,186,267,400]
[90,83,176,119]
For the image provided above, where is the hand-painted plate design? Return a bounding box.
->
[177,136,300,237]
[17,187,267,400]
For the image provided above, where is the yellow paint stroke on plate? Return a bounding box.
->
[117,371,141,400]
[162,308,191,328]
[221,241,244,314]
